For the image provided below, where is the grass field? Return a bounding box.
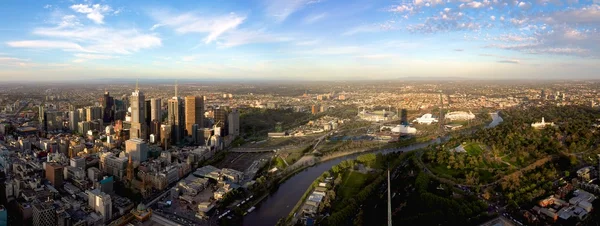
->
[273,157,287,169]
[338,171,370,199]
[464,142,484,155]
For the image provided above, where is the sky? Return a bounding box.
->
[0,0,599,81]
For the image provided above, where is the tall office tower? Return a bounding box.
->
[150,98,161,122]
[168,82,185,144]
[192,124,199,144]
[102,91,114,123]
[160,124,172,148]
[214,108,228,136]
[38,105,49,131]
[185,96,204,137]
[150,120,161,142]
[77,108,86,123]
[45,162,64,188]
[130,82,146,139]
[145,100,151,128]
[87,189,112,223]
[33,202,56,226]
[38,105,45,125]
[69,110,79,132]
[125,138,148,162]
[228,108,240,137]
[86,106,103,122]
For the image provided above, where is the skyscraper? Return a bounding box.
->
[145,100,151,129]
[168,82,185,144]
[185,96,204,137]
[130,82,146,139]
[228,108,240,137]
[214,108,228,136]
[69,110,79,132]
[102,91,114,123]
[39,105,48,131]
[86,106,103,122]
[150,98,161,122]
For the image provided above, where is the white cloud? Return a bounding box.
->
[497,60,520,64]
[517,2,532,10]
[217,29,292,47]
[389,5,414,13]
[264,0,319,23]
[295,39,320,46]
[70,4,112,24]
[74,53,116,60]
[538,5,600,25]
[149,24,163,31]
[296,46,365,55]
[459,1,486,9]
[343,21,396,36]
[150,11,245,44]
[0,57,30,66]
[490,15,496,21]
[304,13,326,24]
[6,40,90,52]
[59,15,80,28]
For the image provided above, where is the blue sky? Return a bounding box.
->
[0,0,599,80]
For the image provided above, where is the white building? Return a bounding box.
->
[390,125,417,134]
[87,189,112,223]
[445,111,475,121]
[413,113,438,125]
[531,117,556,129]
[125,138,148,163]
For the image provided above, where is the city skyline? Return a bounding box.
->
[0,0,599,81]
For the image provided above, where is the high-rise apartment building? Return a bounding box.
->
[45,162,64,188]
[130,83,146,139]
[150,98,161,122]
[102,91,114,123]
[228,108,240,137]
[214,108,228,136]
[185,96,204,137]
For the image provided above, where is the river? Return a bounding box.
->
[243,113,503,226]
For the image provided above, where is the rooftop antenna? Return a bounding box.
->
[135,79,139,91]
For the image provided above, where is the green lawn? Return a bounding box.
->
[429,164,462,178]
[339,171,370,199]
[464,143,484,155]
[273,157,287,169]
[285,148,306,164]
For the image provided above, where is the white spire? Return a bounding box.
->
[135,79,139,91]
[542,117,545,124]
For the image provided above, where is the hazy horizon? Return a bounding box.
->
[1,0,599,80]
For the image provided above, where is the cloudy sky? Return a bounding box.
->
[0,0,599,81]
